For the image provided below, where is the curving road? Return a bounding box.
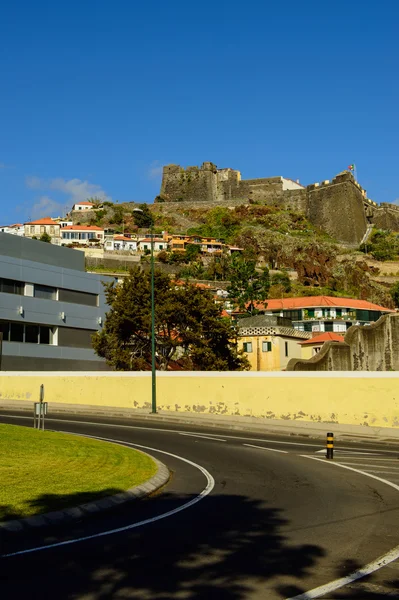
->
[1,411,399,599]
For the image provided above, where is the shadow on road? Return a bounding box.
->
[1,491,398,599]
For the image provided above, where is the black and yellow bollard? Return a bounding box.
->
[326,432,334,460]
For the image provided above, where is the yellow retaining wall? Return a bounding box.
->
[1,372,399,429]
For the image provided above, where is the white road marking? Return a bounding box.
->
[179,432,226,442]
[1,436,215,558]
[333,457,399,461]
[338,462,399,469]
[5,412,398,453]
[288,455,399,599]
[314,449,380,456]
[243,443,288,454]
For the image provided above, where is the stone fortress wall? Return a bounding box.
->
[159,162,399,245]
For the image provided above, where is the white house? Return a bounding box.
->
[24,218,61,244]
[72,202,95,211]
[105,235,138,251]
[0,223,25,236]
[60,225,105,246]
[138,238,167,252]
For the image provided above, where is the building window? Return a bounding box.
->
[58,288,98,307]
[243,342,253,353]
[10,322,24,342]
[285,341,289,357]
[39,326,51,344]
[284,310,302,321]
[0,278,24,296]
[0,321,10,341]
[30,226,35,234]
[325,322,334,332]
[58,327,96,349]
[262,341,272,352]
[34,284,56,300]
[25,324,39,344]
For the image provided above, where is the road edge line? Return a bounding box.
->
[286,455,399,599]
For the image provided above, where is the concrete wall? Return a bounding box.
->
[287,314,399,371]
[1,371,399,429]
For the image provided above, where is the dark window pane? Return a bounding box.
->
[58,288,98,307]
[25,324,39,344]
[58,327,95,348]
[34,284,56,300]
[10,323,24,342]
[1,278,24,295]
[0,321,10,341]
[39,326,51,345]
[325,322,334,332]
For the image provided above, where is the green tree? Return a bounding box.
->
[185,243,201,262]
[132,204,154,228]
[39,232,52,243]
[271,271,291,292]
[390,282,399,307]
[92,267,249,371]
[227,256,270,314]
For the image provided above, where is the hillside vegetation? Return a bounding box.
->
[75,201,399,308]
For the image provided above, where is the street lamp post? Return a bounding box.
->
[133,208,156,413]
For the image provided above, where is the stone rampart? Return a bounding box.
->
[287,314,399,371]
[306,172,367,245]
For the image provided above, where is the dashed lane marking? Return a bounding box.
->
[3,413,399,454]
[243,443,288,454]
[179,432,226,442]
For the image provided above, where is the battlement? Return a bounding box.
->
[159,161,399,244]
[380,202,399,212]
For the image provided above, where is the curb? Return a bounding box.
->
[0,452,170,533]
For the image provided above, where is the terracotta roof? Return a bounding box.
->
[300,332,345,345]
[62,225,104,231]
[139,238,165,243]
[24,218,59,225]
[256,296,394,313]
[9,223,23,227]
[114,236,136,241]
[73,201,94,206]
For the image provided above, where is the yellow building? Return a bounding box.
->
[238,315,311,371]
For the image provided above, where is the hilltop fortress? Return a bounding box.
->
[159,162,399,245]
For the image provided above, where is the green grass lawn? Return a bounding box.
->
[0,423,158,521]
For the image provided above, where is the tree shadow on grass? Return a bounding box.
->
[0,489,123,521]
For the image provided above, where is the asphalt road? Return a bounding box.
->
[1,411,399,599]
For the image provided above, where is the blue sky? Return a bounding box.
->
[0,1,398,223]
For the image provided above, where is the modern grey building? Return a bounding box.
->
[0,234,112,370]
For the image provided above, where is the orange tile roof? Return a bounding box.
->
[24,217,59,225]
[74,201,94,206]
[256,296,394,313]
[62,225,103,231]
[10,223,23,227]
[300,332,345,345]
[114,235,136,241]
[139,238,165,243]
